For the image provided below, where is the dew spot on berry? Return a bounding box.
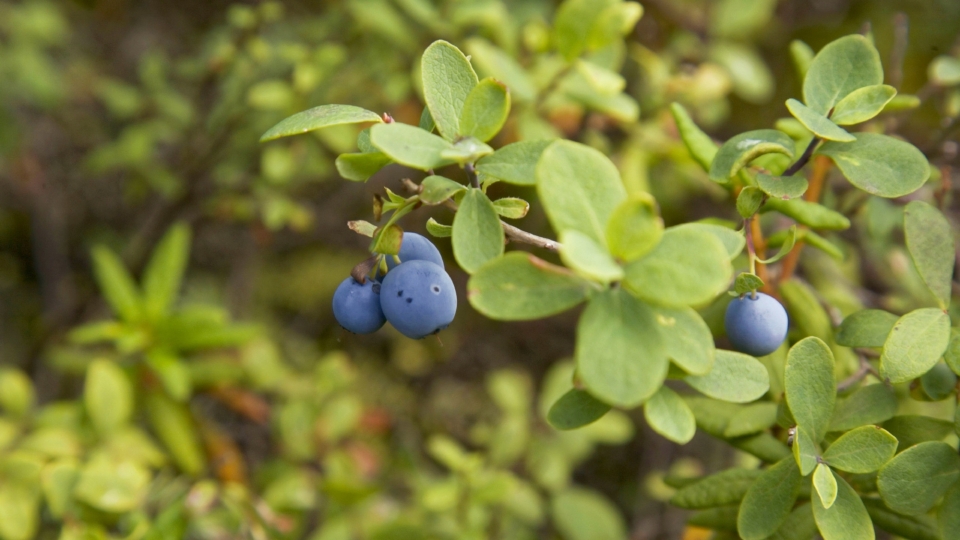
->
[431,285,441,294]
[406,298,413,303]
[397,290,403,297]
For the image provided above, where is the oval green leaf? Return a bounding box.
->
[822,425,898,473]
[686,350,769,404]
[709,129,795,183]
[877,441,960,515]
[605,194,664,262]
[644,386,696,444]
[812,471,875,540]
[756,173,808,200]
[559,230,624,283]
[829,384,898,432]
[803,35,883,115]
[785,337,836,442]
[831,84,897,125]
[452,189,505,274]
[259,104,382,142]
[419,175,465,205]
[459,77,510,142]
[813,463,838,509]
[904,201,955,308]
[736,457,802,540]
[836,309,899,348]
[817,133,930,198]
[785,99,855,142]
[670,102,718,172]
[467,252,590,320]
[475,139,553,186]
[670,469,762,509]
[547,389,611,431]
[421,40,478,140]
[576,289,667,408]
[335,152,392,182]
[84,359,133,437]
[762,197,851,230]
[369,122,455,170]
[653,306,715,376]
[879,308,951,383]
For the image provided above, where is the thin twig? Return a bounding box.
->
[782,137,821,177]
[837,356,878,392]
[400,178,561,252]
[464,163,480,189]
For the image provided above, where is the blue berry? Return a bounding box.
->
[386,232,444,270]
[724,292,789,357]
[332,277,386,334]
[379,260,456,339]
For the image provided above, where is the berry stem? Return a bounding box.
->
[464,163,480,189]
[744,216,758,299]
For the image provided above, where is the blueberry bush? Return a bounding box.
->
[1,0,960,538]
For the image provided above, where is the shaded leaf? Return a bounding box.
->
[670,469,762,509]
[654,306,715,376]
[260,104,382,142]
[709,129,795,183]
[736,457,802,540]
[762,197,851,230]
[877,441,960,515]
[785,337,836,442]
[686,350,769,404]
[644,386,696,444]
[459,77,510,142]
[756,173,808,200]
[803,35,883,114]
[142,223,190,319]
[670,102,717,172]
[91,245,141,323]
[880,308,950,383]
[559,230,623,283]
[467,252,590,320]
[831,84,897,125]
[369,122,454,170]
[335,152,391,182]
[605,194,663,262]
[452,189,504,274]
[829,384,898,432]
[822,426,898,473]
[547,389,611,430]
[551,487,626,540]
[836,309,898,348]
[84,360,133,437]
[785,99,855,141]
[419,175,465,205]
[813,463,838,508]
[817,133,930,198]
[812,471,875,540]
[904,201,955,308]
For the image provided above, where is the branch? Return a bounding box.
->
[400,178,561,252]
[837,355,881,392]
[782,137,821,177]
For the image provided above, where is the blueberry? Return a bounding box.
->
[379,260,456,339]
[385,232,444,271]
[332,277,386,334]
[724,292,789,357]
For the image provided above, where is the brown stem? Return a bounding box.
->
[750,217,771,290]
[836,356,878,392]
[782,137,821,177]
[778,155,832,284]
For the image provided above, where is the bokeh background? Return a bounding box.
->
[0,0,959,538]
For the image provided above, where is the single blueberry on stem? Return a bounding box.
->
[385,232,444,271]
[724,292,789,357]
[332,277,387,334]
[380,260,456,339]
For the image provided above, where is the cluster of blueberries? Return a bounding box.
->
[724,291,789,357]
[333,233,457,339]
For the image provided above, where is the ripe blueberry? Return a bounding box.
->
[379,260,456,339]
[386,232,444,270]
[332,277,386,334]
[724,292,789,357]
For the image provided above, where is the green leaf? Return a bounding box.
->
[817,133,930,198]
[439,136,494,164]
[421,40,478,140]
[670,469,762,509]
[762,197,851,230]
[793,426,821,475]
[0,369,33,418]
[877,441,960,515]
[91,245,142,322]
[812,472,875,540]
[145,391,205,475]
[679,222,745,259]
[605,194,664,262]
[757,225,797,264]
[459,78,510,142]
[863,498,941,540]
[734,273,765,296]
[883,415,955,451]
[919,362,957,400]
[553,0,618,60]
[768,503,818,540]
[547,389,611,430]
[586,1,642,50]
[335,152,391,182]
[40,459,78,519]
[426,218,451,238]
[785,99,855,142]
[883,93,921,112]
[710,42,774,104]
[464,38,536,102]
[945,329,960,376]
[654,306,715,376]
[475,139,552,186]
[709,130,795,183]
[491,197,529,219]
[146,349,191,402]
[736,457,802,540]
[142,223,190,319]
[831,84,897,125]
[0,481,39,540]
[419,175,465,205]
[941,483,960,540]
[467,252,590,320]
[452,189,504,274]
[644,386,696,444]
[904,201,955,308]
[829,384,898,432]
[551,487,626,540]
[559,230,623,283]
[259,104,382,142]
[537,140,626,244]
[785,337,836,442]
[737,186,764,218]
[624,226,732,307]
[690,506,739,530]
[823,426,898,473]
[670,102,717,172]
[419,107,436,133]
[73,456,150,513]
[369,123,454,170]
[813,463,838,509]
[790,40,815,78]
[710,0,777,38]
[836,309,898,348]
[576,289,667,407]
[371,224,403,256]
[930,55,960,86]
[723,402,777,437]
[879,308,951,383]
[803,35,883,115]
[84,360,133,437]
[575,59,625,94]
[756,173,808,200]
[685,350,769,403]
